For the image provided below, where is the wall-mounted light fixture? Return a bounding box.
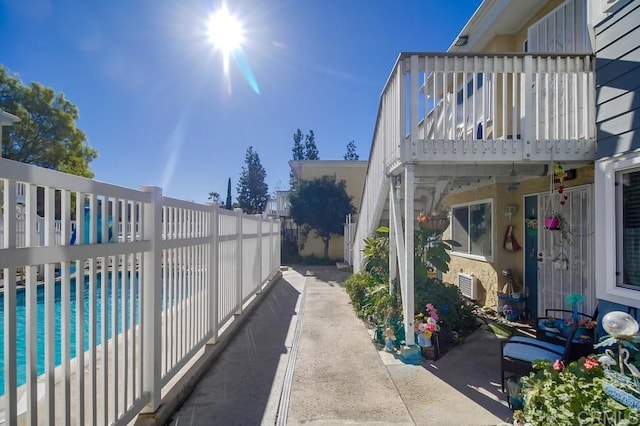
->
[455,35,469,47]
[394,174,402,190]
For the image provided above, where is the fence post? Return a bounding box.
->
[256,214,263,293]
[235,208,243,314]
[269,218,274,278]
[3,180,18,425]
[208,203,219,344]
[141,186,162,412]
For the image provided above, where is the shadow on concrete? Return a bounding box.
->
[286,264,351,287]
[420,327,514,420]
[167,276,301,425]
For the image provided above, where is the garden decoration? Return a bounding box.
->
[595,311,640,409]
[566,293,584,322]
[384,327,396,352]
[414,303,440,348]
[543,162,570,236]
[503,224,522,252]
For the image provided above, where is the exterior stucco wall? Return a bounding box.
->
[289,160,367,260]
[442,165,593,308]
[480,0,565,54]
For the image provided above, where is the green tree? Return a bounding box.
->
[225,178,233,210]
[344,140,359,160]
[304,130,319,160]
[289,175,355,259]
[208,191,220,202]
[237,146,269,214]
[292,129,305,160]
[0,65,97,177]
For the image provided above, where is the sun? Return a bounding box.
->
[207,3,245,74]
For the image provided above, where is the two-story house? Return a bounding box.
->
[352,0,630,359]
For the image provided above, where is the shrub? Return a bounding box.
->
[521,357,638,425]
[414,272,478,335]
[343,271,397,321]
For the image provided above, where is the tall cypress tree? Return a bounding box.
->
[225,177,233,210]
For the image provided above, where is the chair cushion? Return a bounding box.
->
[509,336,564,352]
[503,338,564,363]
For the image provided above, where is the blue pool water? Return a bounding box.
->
[0,272,140,397]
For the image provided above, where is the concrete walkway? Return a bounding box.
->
[168,266,514,425]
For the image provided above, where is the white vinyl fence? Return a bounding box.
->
[0,157,281,425]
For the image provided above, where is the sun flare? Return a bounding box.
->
[207,3,244,74]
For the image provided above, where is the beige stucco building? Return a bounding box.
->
[289,160,367,260]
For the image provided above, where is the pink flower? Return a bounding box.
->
[553,359,565,371]
[430,312,439,322]
[584,357,600,371]
[426,303,435,311]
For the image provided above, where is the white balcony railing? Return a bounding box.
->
[353,52,596,271]
[0,157,281,425]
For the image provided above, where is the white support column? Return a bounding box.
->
[522,55,533,160]
[389,182,405,290]
[401,164,421,363]
[141,186,162,412]
[388,185,397,296]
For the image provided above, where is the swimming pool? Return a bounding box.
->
[0,272,140,397]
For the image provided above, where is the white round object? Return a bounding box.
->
[602,311,639,337]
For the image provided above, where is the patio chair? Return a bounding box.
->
[536,307,598,342]
[500,320,579,391]
[536,306,598,359]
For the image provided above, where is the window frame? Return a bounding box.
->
[596,154,640,307]
[450,198,494,262]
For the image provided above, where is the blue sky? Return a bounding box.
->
[1,0,481,203]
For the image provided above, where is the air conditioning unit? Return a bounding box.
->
[457,272,478,300]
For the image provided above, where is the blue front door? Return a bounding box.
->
[524,195,539,320]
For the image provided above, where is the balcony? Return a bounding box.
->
[382,52,596,174]
[265,190,291,218]
[353,52,596,272]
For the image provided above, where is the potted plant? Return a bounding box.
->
[417,208,450,233]
[543,163,571,238]
[543,214,560,230]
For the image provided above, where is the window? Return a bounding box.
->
[596,154,640,307]
[451,200,492,259]
[616,168,640,289]
[456,73,484,105]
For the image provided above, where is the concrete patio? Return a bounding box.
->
[164,265,514,425]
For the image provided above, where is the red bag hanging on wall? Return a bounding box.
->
[503,225,522,252]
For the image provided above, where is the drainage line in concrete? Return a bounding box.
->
[276,278,307,426]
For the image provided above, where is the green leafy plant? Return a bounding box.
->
[362,226,390,281]
[415,214,461,274]
[414,275,478,336]
[521,357,638,425]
